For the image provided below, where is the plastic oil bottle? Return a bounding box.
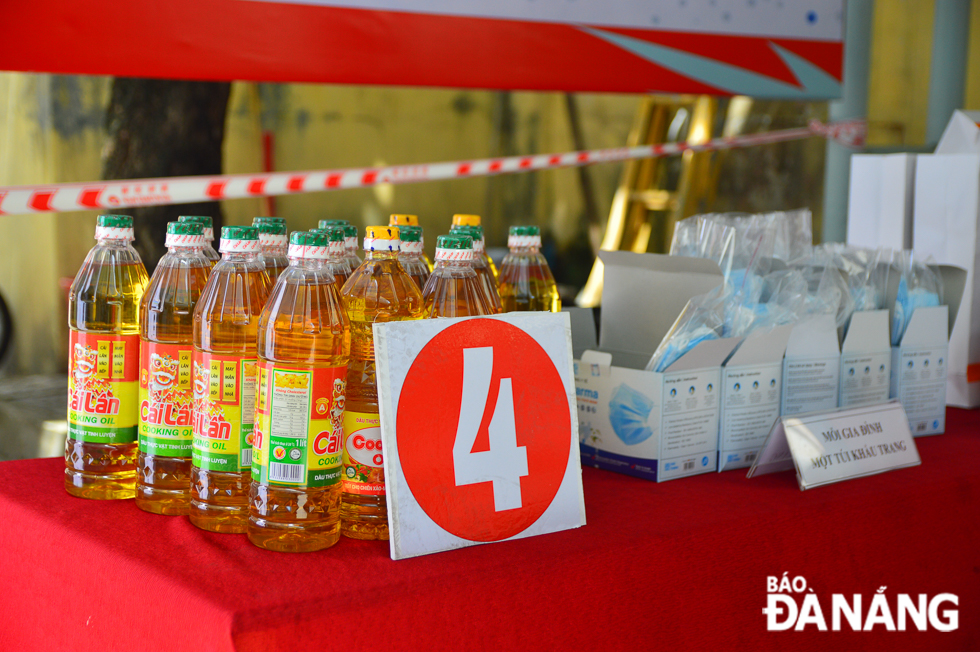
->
[319,219,362,269]
[178,215,220,267]
[449,224,502,313]
[310,225,353,287]
[339,225,423,540]
[66,214,149,499]
[452,214,498,282]
[498,225,561,313]
[254,217,289,280]
[190,226,272,533]
[136,221,210,514]
[397,226,430,291]
[422,234,494,317]
[390,214,433,271]
[250,231,351,552]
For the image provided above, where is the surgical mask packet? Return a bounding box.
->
[607,383,655,446]
[646,284,728,372]
[891,249,944,345]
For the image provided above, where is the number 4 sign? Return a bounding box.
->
[374,312,586,560]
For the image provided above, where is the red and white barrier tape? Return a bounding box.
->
[0,120,865,216]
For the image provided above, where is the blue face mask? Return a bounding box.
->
[654,327,718,372]
[892,278,940,345]
[608,383,654,445]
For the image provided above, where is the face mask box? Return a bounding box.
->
[839,309,892,409]
[572,251,740,482]
[718,325,792,471]
[780,314,841,417]
[886,265,966,435]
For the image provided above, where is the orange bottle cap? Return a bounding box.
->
[452,214,481,227]
[389,214,419,226]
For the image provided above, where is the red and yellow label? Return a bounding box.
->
[252,363,347,488]
[342,410,384,496]
[139,342,194,458]
[67,330,140,444]
[191,352,257,473]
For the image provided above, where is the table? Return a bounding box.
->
[1,409,977,651]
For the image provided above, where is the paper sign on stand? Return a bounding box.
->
[573,251,741,482]
[747,401,921,490]
[373,312,585,560]
[718,325,793,471]
[839,310,891,408]
[846,153,915,251]
[781,315,841,417]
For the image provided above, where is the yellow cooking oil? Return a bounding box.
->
[309,225,353,287]
[177,215,220,267]
[397,225,431,291]
[498,225,561,313]
[136,221,211,515]
[451,214,498,282]
[249,230,351,552]
[254,217,289,280]
[449,224,501,313]
[66,214,149,499]
[190,226,271,533]
[339,225,423,540]
[422,234,494,317]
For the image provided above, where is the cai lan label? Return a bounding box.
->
[191,352,257,473]
[252,363,347,488]
[139,342,194,457]
[68,330,140,444]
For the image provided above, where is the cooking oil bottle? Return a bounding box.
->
[310,225,353,287]
[397,226,430,291]
[449,224,501,313]
[422,234,494,317]
[190,225,271,533]
[390,214,433,271]
[498,225,561,312]
[136,221,210,514]
[452,214,498,282]
[66,214,148,499]
[319,219,362,269]
[254,217,289,280]
[178,216,220,267]
[250,231,351,552]
[339,225,423,540]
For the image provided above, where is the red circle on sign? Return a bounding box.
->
[397,319,570,542]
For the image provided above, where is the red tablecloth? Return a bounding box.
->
[1,410,978,651]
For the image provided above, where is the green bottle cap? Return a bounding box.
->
[166,222,204,236]
[253,216,287,227]
[96,214,133,228]
[436,234,474,250]
[290,230,328,247]
[508,225,540,236]
[399,225,423,242]
[256,221,287,235]
[319,219,350,229]
[178,215,213,228]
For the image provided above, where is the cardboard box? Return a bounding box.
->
[912,152,980,408]
[780,314,841,416]
[838,309,891,408]
[886,264,966,435]
[847,153,915,251]
[573,251,740,482]
[718,325,792,472]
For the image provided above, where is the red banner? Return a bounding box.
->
[0,0,844,97]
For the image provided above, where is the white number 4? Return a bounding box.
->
[453,347,529,511]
